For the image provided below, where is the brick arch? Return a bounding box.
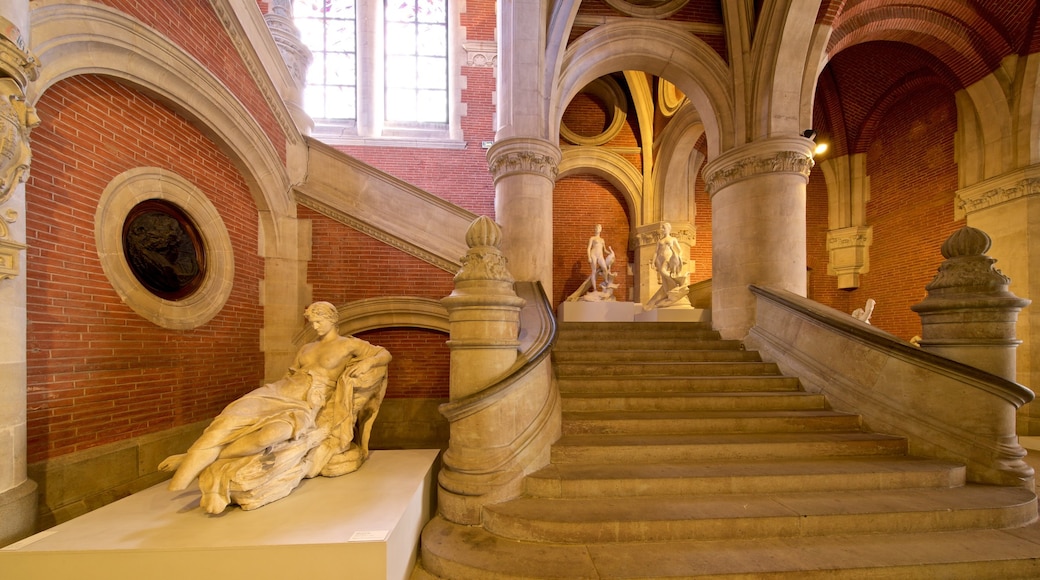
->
[852,71,952,154]
[827,2,1012,88]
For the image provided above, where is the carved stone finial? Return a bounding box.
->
[924,226,1009,293]
[465,215,502,249]
[940,225,991,259]
[455,216,513,283]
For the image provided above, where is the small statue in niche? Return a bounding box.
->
[852,298,876,324]
[159,301,392,514]
[643,222,691,310]
[566,224,619,302]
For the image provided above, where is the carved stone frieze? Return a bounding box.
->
[462,41,497,68]
[634,221,695,248]
[826,225,872,289]
[954,176,1040,220]
[486,139,561,183]
[704,149,814,196]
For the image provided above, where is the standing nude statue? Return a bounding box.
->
[588,224,614,291]
[159,301,391,513]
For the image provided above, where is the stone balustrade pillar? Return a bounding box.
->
[0,0,40,547]
[912,226,1030,381]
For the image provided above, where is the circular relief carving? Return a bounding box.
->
[560,76,628,147]
[96,168,234,329]
[601,0,689,19]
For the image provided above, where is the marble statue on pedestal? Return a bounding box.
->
[566,224,618,302]
[643,222,691,310]
[159,301,391,514]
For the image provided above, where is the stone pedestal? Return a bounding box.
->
[702,136,815,339]
[912,226,1030,381]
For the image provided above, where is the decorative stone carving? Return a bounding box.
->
[486,138,561,183]
[704,149,814,196]
[911,226,1030,380]
[0,78,38,207]
[0,15,39,87]
[160,302,392,514]
[827,225,872,289]
[264,0,312,90]
[955,176,1040,220]
[462,41,497,68]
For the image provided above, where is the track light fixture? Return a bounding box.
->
[802,129,817,141]
[802,129,827,156]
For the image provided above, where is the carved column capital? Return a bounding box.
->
[702,136,815,197]
[486,137,561,184]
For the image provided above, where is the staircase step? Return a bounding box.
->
[556,360,781,377]
[557,375,803,393]
[555,336,734,350]
[419,515,1040,580]
[559,321,716,336]
[550,432,908,464]
[561,409,862,435]
[554,348,761,363]
[524,457,967,498]
[561,391,829,412]
[482,486,1037,544]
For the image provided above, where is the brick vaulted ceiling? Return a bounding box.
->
[815,0,1040,157]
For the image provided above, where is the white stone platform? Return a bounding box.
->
[0,448,440,580]
[559,301,709,323]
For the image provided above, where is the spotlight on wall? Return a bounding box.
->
[802,129,828,156]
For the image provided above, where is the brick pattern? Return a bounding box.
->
[805,171,850,313]
[691,134,713,285]
[25,75,266,464]
[96,0,286,162]
[842,84,962,340]
[300,206,453,400]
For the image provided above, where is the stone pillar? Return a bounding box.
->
[911,226,1030,381]
[0,1,40,547]
[702,136,815,339]
[487,137,560,290]
[438,217,527,523]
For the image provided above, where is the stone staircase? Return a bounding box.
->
[418,321,1040,579]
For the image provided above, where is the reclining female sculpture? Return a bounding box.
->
[159,301,392,514]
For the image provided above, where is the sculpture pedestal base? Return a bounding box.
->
[558,301,642,322]
[0,449,439,580]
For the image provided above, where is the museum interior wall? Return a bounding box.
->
[7,0,1040,544]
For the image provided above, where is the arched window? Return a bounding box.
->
[294,0,454,145]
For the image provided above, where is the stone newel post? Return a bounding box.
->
[437,216,529,523]
[911,226,1030,380]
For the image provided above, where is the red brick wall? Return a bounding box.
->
[300,205,453,399]
[806,170,850,313]
[96,0,286,162]
[691,136,712,285]
[25,75,265,463]
[841,85,963,340]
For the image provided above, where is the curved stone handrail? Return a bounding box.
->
[439,280,558,422]
[746,285,1035,488]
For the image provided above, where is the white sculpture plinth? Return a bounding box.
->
[558,301,642,322]
[1,449,439,580]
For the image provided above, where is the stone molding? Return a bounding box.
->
[601,0,690,19]
[955,170,1040,220]
[702,137,815,196]
[486,138,562,183]
[560,76,627,147]
[95,167,234,329]
[634,220,695,248]
[462,41,497,68]
[208,0,300,145]
[826,225,872,289]
[0,78,37,281]
[0,15,39,88]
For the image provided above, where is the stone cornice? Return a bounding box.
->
[955,169,1040,220]
[486,138,561,183]
[702,137,816,196]
[462,41,497,68]
[826,225,872,251]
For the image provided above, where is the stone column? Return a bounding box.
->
[487,137,560,290]
[438,217,527,523]
[702,136,815,339]
[0,1,40,547]
[263,0,313,135]
[912,226,1030,381]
